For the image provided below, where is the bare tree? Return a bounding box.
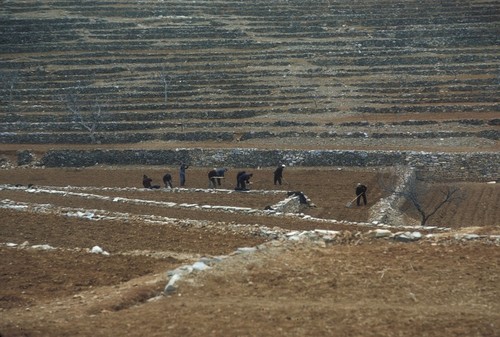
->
[58,82,106,144]
[159,73,170,103]
[380,170,464,226]
[402,179,463,226]
[157,66,172,103]
[0,70,20,113]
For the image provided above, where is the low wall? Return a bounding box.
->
[407,152,500,181]
[25,148,499,181]
[1,129,498,144]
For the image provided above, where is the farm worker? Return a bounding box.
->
[179,163,189,186]
[237,173,253,191]
[143,175,160,189]
[273,164,285,185]
[355,183,368,206]
[215,167,228,186]
[287,191,308,205]
[236,171,246,189]
[208,168,218,188]
[163,173,173,188]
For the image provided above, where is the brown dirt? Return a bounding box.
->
[1,0,499,335]
[1,166,499,337]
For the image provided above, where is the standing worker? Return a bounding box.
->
[355,183,368,206]
[273,164,285,185]
[179,163,189,187]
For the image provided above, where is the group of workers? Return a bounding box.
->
[142,163,368,205]
[143,163,287,191]
[142,163,189,189]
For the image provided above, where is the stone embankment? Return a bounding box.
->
[17,148,499,182]
[0,118,498,144]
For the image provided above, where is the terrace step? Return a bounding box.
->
[1,0,498,132]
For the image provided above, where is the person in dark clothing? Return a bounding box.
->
[179,163,189,187]
[163,173,173,188]
[215,167,228,186]
[143,175,160,189]
[287,191,308,204]
[237,173,253,191]
[355,183,368,206]
[236,171,246,189]
[143,174,152,188]
[273,164,285,185]
[208,168,218,188]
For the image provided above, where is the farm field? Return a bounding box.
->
[1,166,499,337]
[1,0,499,335]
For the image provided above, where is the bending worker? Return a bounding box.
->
[208,168,218,188]
[163,173,173,188]
[215,167,228,187]
[236,172,253,191]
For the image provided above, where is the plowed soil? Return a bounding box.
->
[1,0,499,335]
[1,166,499,337]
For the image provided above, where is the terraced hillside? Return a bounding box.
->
[0,0,498,152]
[1,2,499,336]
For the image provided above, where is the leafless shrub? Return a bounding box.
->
[157,66,173,104]
[379,167,464,226]
[57,82,107,144]
[0,70,20,113]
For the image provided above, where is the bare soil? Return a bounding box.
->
[1,166,499,337]
[1,0,499,335]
